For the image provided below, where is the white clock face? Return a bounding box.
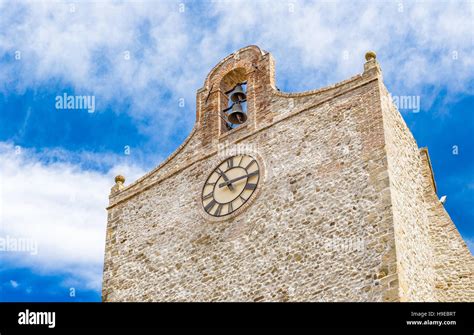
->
[201,155,260,217]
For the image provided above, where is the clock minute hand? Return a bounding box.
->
[219,171,258,188]
[216,168,234,191]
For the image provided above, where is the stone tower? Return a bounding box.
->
[102,45,473,302]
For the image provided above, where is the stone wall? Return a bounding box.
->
[379,83,437,301]
[102,46,472,302]
[380,83,473,302]
[420,150,474,301]
[103,46,399,301]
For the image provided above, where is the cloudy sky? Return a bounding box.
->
[0,0,472,301]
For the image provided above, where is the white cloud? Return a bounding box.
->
[10,280,19,288]
[210,1,473,96]
[0,142,146,290]
[0,2,193,103]
[0,0,472,127]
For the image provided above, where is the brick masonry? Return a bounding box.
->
[102,45,473,302]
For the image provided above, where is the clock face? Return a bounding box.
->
[202,155,260,217]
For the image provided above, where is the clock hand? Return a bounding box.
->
[216,168,234,191]
[219,171,258,188]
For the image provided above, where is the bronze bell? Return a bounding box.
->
[229,84,246,103]
[227,103,247,124]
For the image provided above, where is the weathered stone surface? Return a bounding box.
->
[102,45,473,302]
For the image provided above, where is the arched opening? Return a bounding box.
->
[220,68,248,132]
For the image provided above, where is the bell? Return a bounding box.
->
[229,84,247,103]
[227,103,247,124]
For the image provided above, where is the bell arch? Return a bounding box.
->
[219,68,249,132]
[196,45,275,146]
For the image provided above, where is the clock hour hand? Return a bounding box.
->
[216,168,234,191]
[218,171,258,188]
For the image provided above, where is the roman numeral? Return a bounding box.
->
[228,202,233,213]
[214,204,223,216]
[227,157,234,169]
[247,171,259,178]
[205,181,216,187]
[203,192,213,200]
[245,183,257,190]
[245,160,256,170]
[239,195,247,202]
[237,156,244,167]
[204,200,216,213]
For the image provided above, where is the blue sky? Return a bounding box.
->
[0,0,472,301]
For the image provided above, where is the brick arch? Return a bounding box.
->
[219,67,247,93]
[202,45,265,90]
[195,45,277,144]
